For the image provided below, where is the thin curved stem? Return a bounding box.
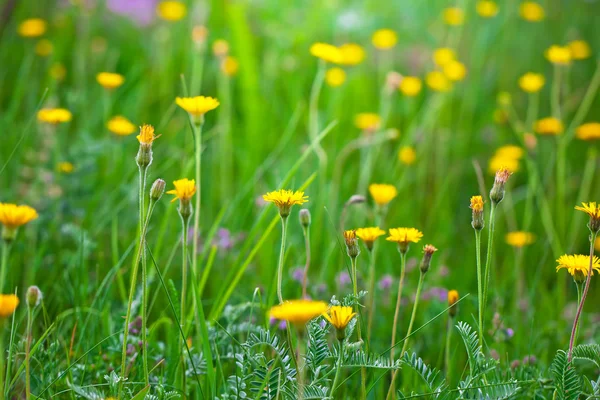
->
[276,216,289,304]
[475,230,484,349]
[0,241,11,293]
[138,166,149,385]
[330,340,344,397]
[444,317,453,382]
[386,251,407,400]
[192,122,203,290]
[401,272,425,355]
[482,203,497,325]
[367,250,377,345]
[25,307,32,400]
[180,216,190,398]
[301,226,310,298]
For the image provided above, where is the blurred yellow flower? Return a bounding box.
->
[263,189,308,217]
[447,290,459,316]
[176,96,220,116]
[426,71,451,92]
[556,254,600,281]
[443,7,465,25]
[355,227,386,250]
[399,76,422,96]
[213,39,229,57]
[534,117,563,135]
[519,1,545,22]
[96,72,125,90]
[576,122,600,141]
[443,60,467,81]
[433,48,456,67]
[488,156,520,174]
[369,183,397,206]
[35,39,53,57]
[568,40,591,60]
[0,295,19,318]
[476,1,499,18]
[325,67,346,87]
[57,161,74,174]
[136,124,159,146]
[156,1,187,21]
[545,45,571,65]
[595,237,600,252]
[519,72,545,93]
[398,146,417,165]
[269,300,328,325]
[387,228,423,245]
[323,305,356,331]
[50,63,66,81]
[339,43,365,65]
[192,26,208,45]
[0,204,38,230]
[310,42,343,63]
[495,145,524,159]
[354,113,381,132]
[167,178,197,203]
[505,231,535,247]
[108,116,136,136]
[37,108,72,124]
[371,29,397,50]
[18,18,47,38]
[221,56,239,76]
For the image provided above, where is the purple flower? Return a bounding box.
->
[337,271,351,287]
[215,228,234,250]
[523,355,537,365]
[438,265,449,277]
[421,287,447,302]
[106,0,157,26]
[278,320,287,330]
[291,267,305,283]
[510,360,521,369]
[379,274,393,290]
[505,328,514,339]
[489,349,499,360]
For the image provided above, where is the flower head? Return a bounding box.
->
[420,244,438,273]
[343,230,360,258]
[310,43,343,63]
[575,202,600,233]
[399,76,422,96]
[57,161,74,174]
[176,96,220,118]
[0,295,19,318]
[495,145,524,160]
[108,116,136,136]
[576,122,600,141]
[443,7,464,25]
[519,1,545,22]
[476,1,499,18]
[371,29,397,50]
[433,48,456,67]
[0,203,38,232]
[505,231,535,248]
[263,189,308,218]
[37,108,72,124]
[354,113,381,132]
[35,39,53,57]
[167,179,196,203]
[443,61,467,82]
[213,39,229,56]
[426,71,451,92]
[568,40,591,60]
[18,18,46,38]
[398,146,416,165]
[470,195,485,230]
[545,46,571,65]
[323,305,356,340]
[355,227,386,251]
[221,56,239,76]
[519,73,545,93]
[490,167,512,204]
[339,43,365,65]
[447,290,459,317]
[325,67,346,87]
[269,300,328,326]
[556,254,600,282]
[488,155,520,174]
[157,1,187,21]
[96,72,125,89]
[387,227,423,253]
[368,183,398,206]
[534,117,563,135]
[136,124,159,146]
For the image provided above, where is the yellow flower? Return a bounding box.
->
[339,43,365,65]
[470,196,485,230]
[176,96,220,117]
[96,72,125,90]
[594,237,600,252]
[156,1,187,21]
[57,161,74,174]
[387,228,424,246]
[136,124,159,146]
[37,108,72,124]
[355,227,385,251]
[310,43,343,64]
[426,71,452,92]
[18,18,47,38]
[263,189,308,217]
[343,229,360,257]
[369,183,397,206]
[213,39,229,57]
[167,178,196,203]
[556,254,600,281]
[488,156,520,174]
[433,48,456,67]
[568,40,591,60]
[0,295,19,318]
[325,67,346,87]
[269,300,328,325]
[545,46,571,65]
[443,7,465,26]
[519,73,545,93]
[448,290,459,317]
[35,39,53,57]
[221,56,239,76]
[575,202,600,220]
[398,146,416,165]
[443,61,467,81]
[50,63,66,81]
[534,117,563,135]
[576,122,600,141]
[0,203,38,230]
[399,77,422,96]
[470,196,484,212]
[371,29,397,50]
[519,1,545,22]
[108,116,137,136]
[505,231,535,247]
[476,1,499,18]
[323,305,356,337]
[495,145,524,159]
[354,113,381,132]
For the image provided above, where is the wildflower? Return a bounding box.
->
[325,67,346,87]
[476,1,499,18]
[18,19,47,38]
[192,26,208,45]
[398,146,416,165]
[355,227,385,251]
[369,183,398,206]
[221,56,239,76]
[156,1,187,21]
[35,39,53,57]
[269,300,328,325]
[135,124,159,167]
[447,290,459,317]
[0,203,38,241]
[354,113,381,132]
[519,73,545,93]
[339,43,365,65]
[470,195,485,230]
[343,230,360,258]
[299,209,311,228]
[262,189,308,218]
[420,244,438,274]
[524,133,537,151]
[310,43,343,63]
[26,286,42,308]
[545,46,572,65]
[108,116,137,136]
[96,72,125,90]
[505,231,535,247]
[534,117,563,135]
[426,71,451,92]
[399,76,422,96]
[387,227,423,254]
[213,39,229,57]
[323,305,356,340]
[150,179,166,201]
[371,29,397,50]
[433,48,456,67]
[568,40,591,60]
[176,96,220,124]
[49,63,66,81]
[488,156,519,174]
[490,167,512,205]
[519,1,545,22]
[443,7,464,26]
[167,178,196,219]
[575,202,600,233]
[37,108,72,124]
[57,161,74,174]
[556,254,600,282]
[495,145,524,159]
[443,60,467,81]
[576,122,600,141]
[379,274,393,290]
[0,295,19,318]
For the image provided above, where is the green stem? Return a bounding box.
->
[573,280,584,345]
[180,216,190,398]
[308,61,327,190]
[276,216,289,304]
[482,202,497,330]
[367,249,377,345]
[25,307,32,400]
[444,317,453,383]
[351,256,366,400]
[0,321,4,400]
[301,226,310,299]
[0,242,10,293]
[330,340,344,397]
[401,272,425,355]
[138,166,149,386]
[475,230,484,349]
[386,251,407,400]
[191,122,204,292]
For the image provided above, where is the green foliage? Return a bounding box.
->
[550,350,582,400]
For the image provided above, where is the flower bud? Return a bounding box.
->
[490,167,512,205]
[448,290,459,317]
[420,244,438,274]
[135,146,152,168]
[469,195,485,231]
[343,230,360,259]
[150,179,166,201]
[346,195,367,205]
[26,285,43,308]
[299,209,311,228]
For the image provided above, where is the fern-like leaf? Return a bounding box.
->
[550,349,582,400]
[400,352,446,396]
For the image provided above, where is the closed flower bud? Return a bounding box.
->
[343,230,360,259]
[299,209,311,228]
[469,195,485,230]
[150,179,166,201]
[420,244,438,274]
[135,146,152,168]
[347,195,367,205]
[448,289,459,317]
[26,285,43,308]
[490,167,512,205]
